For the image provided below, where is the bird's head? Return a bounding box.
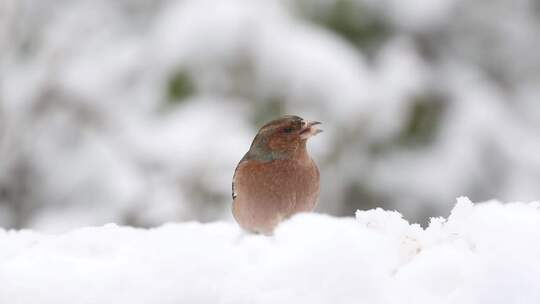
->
[247,115,322,161]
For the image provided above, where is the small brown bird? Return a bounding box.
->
[232,115,322,235]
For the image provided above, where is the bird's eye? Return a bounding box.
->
[283,127,294,133]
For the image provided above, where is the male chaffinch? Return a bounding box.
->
[232,115,322,235]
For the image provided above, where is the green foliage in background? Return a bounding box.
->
[399,93,447,146]
[167,70,195,103]
[300,0,392,55]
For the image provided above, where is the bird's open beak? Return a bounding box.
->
[300,120,323,139]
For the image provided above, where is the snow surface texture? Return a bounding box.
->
[1,197,539,304]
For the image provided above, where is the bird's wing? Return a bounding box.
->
[232,167,238,200]
[232,153,249,200]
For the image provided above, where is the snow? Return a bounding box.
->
[1,197,539,304]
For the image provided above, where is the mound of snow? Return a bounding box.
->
[1,197,540,304]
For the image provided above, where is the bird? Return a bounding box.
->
[232,115,322,235]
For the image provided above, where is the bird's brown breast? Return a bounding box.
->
[232,158,320,234]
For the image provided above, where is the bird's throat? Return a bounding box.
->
[247,139,309,162]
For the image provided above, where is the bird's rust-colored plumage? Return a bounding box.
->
[232,115,322,235]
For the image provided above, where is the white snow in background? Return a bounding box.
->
[1,197,539,304]
[3,0,540,229]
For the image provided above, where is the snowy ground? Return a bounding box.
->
[1,197,539,304]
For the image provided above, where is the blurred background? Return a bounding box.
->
[1,0,540,231]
